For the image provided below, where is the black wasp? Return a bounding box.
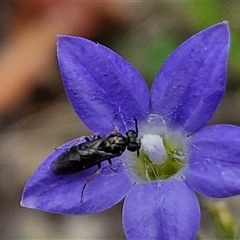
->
[50,118,140,201]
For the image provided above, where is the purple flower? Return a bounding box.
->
[21,22,239,239]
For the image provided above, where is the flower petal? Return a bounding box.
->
[151,22,230,133]
[185,124,240,198]
[57,36,149,134]
[123,179,200,240]
[21,139,131,214]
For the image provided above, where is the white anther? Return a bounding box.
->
[141,134,166,164]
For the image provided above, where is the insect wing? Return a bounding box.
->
[50,147,84,175]
[77,135,109,150]
[50,137,112,175]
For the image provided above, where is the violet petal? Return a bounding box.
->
[21,139,131,214]
[57,36,149,134]
[123,179,200,240]
[186,124,240,197]
[151,21,229,133]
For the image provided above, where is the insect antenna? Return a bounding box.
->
[133,117,140,157]
[134,118,138,137]
[112,113,119,133]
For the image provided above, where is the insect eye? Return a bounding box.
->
[126,130,137,138]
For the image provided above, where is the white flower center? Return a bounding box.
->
[140,134,166,164]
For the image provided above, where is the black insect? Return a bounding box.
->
[50,118,140,201]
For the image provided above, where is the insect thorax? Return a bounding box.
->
[102,133,127,154]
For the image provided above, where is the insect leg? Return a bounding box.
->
[88,133,101,141]
[80,163,102,202]
[54,136,88,151]
[133,117,140,157]
[107,158,117,172]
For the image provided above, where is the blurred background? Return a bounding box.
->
[1,1,240,239]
